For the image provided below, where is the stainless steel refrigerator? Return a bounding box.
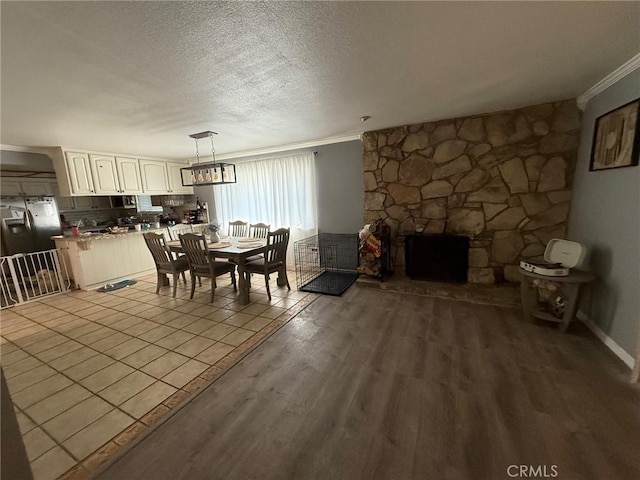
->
[1,196,62,256]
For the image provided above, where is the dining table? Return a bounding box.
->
[167,237,268,305]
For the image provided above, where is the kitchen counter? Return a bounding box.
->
[52,227,168,242]
[54,232,157,290]
[53,224,207,290]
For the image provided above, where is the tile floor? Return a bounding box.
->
[1,270,316,480]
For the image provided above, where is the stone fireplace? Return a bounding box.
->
[362,99,580,283]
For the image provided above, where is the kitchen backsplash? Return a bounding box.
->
[61,208,132,226]
[60,196,168,226]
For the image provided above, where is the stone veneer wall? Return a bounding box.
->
[362,99,580,283]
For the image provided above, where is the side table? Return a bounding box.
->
[519,268,596,332]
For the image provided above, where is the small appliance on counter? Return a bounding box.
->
[117,216,135,227]
[519,239,586,277]
[157,212,179,226]
[183,199,209,224]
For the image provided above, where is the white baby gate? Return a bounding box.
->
[0,249,71,309]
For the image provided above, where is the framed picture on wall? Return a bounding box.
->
[590,98,640,171]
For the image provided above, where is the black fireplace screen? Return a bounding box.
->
[404,234,469,283]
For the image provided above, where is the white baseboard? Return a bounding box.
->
[577,311,635,369]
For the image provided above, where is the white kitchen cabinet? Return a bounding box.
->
[20,180,56,196]
[88,154,143,195]
[1,178,56,197]
[1,180,24,196]
[166,161,194,194]
[139,159,169,193]
[89,154,120,194]
[139,159,192,194]
[54,233,157,290]
[52,147,189,196]
[64,151,95,195]
[115,156,143,194]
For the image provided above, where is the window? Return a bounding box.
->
[212,153,317,243]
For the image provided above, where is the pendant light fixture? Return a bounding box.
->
[181,131,237,186]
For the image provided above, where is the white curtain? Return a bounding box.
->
[212,153,318,261]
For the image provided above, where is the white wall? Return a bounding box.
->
[314,141,364,234]
[568,69,640,358]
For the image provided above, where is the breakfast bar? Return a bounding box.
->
[53,224,211,290]
[53,229,163,290]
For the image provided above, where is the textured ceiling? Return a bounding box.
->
[1,1,638,160]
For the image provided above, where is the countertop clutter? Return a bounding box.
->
[52,223,208,290]
[52,226,168,242]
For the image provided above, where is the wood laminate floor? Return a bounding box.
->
[96,287,639,480]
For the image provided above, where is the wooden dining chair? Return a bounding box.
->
[249,223,270,239]
[245,223,271,263]
[167,224,193,241]
[228,220,248,237]
[245,227,291,300]
[179,233,237,302]
[143,232,189,298]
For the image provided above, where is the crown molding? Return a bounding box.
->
[3,134,365,164]
[215,133,362,161]
[577,53,640,111]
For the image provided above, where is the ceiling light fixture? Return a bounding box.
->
[181,131,237,186]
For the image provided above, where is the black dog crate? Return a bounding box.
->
[294,233,359,296]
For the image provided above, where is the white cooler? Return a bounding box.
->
[519,239,586,277]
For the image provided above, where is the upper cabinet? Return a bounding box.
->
[140,159,193,194]
[0,180,24,196]
[21,180,56,196]
[1,178,57,197]
[89,154,120,194]
[115,157,143,194]
[139,159,169,193]
[65,151,95,195]
[166,161,193,194]
[89,154,143,195]
[51,148,192,196]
